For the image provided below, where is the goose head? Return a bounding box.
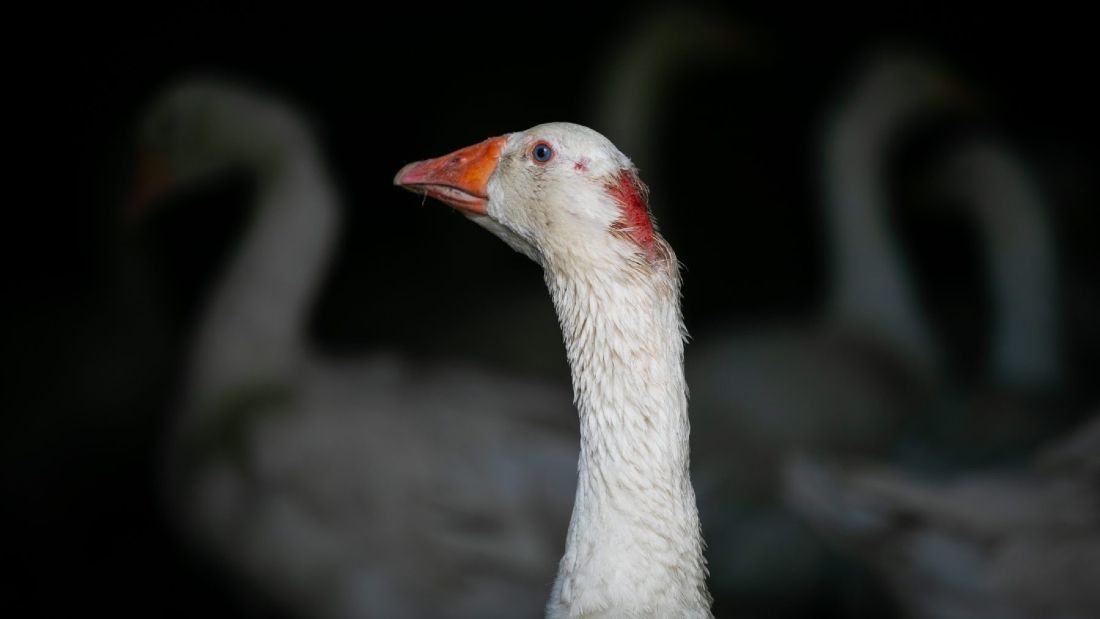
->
[833,53,977,149]
[394,122,664,270]
[132,80,314,212]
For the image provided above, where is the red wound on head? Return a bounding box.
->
[604,169,657,258]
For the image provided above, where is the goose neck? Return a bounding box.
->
[544,256,711,616]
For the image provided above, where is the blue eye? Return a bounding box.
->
[532,143,553,162]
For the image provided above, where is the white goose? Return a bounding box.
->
[667,53,981,602]
[395,123,712,617]
[819,53,962,370]
[689,54,966,486]
[135,81,579,618]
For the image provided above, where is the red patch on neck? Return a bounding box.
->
[604,169,657,258]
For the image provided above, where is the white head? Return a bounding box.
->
[394,123,669,272]
[132,79,316,212]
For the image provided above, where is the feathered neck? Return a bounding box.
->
[823,100,938,371]
[960,143,1060,388]
[186,137,337,416]
[542,235,711,617]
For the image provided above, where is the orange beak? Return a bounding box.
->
[128,148,173,220]
[393,135,508,216]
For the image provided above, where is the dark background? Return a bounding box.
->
[6,3,1097,617]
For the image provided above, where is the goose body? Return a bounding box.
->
[136,81,578,618]
[687,54,961,559]
[189,358,578,618]
[396,123,712,617]
[785,414,1100,619]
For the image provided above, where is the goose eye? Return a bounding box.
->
[531,143,553,163]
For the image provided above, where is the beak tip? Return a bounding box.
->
[393,163,413,188]
[394,135,506,213]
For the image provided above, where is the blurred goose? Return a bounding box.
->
[681,53,975,601]
[135,80,578,618]
[785,414,1100,619]
[689,52,967,495]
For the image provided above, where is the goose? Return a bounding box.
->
[784,413,1100,619]
[818,52,967,370]
[134,80,580,618]
[686,52,966,572]
[635,53,972,461]
[395,123,712,617]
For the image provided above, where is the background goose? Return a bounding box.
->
[774,58,1099,619]
[687,53,965,602]
[135,80,578,619]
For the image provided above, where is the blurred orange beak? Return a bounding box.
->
[393,135,508,216]
[128,148,173,220]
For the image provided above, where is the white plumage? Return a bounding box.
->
[396,123,712,617]
[137,81,579,618]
